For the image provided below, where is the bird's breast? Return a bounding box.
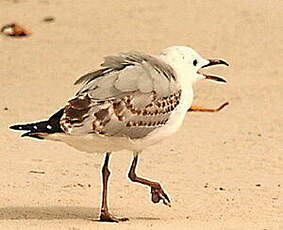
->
[138,88,193,146]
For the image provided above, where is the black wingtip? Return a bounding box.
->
[21,132,44,140]
[21,132,30,137]
[10,108,64,134]
[9,124,24,130]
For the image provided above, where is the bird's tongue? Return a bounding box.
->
[196,71,227,83]
[202,73,227,83]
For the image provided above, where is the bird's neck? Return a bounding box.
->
[159,55,195,89]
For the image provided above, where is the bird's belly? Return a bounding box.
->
[46,133,134,153]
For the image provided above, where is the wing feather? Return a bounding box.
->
[61,52,181,139]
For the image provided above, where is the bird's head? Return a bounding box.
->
[159,46,229,86]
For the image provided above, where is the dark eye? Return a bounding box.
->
[193,59,198,66]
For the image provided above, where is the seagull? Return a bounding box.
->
[10,46,228,222]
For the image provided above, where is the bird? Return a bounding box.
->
[10,46,228,222]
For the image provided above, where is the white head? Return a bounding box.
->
[159,46,228,86]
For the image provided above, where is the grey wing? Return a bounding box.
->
[60,52,182,139]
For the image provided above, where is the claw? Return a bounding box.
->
[100,210,129,222]
[161,192,171,207]
[151,186,171,207]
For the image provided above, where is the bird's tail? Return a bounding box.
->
[10,109,65,139]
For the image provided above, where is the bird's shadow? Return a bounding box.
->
[0,206,97,220]
[0,206,160,221]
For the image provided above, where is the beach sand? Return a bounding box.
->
[0,0,282,229]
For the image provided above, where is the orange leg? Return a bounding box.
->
[188,102,229,112]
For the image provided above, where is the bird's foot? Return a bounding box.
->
[151,184,171,207]
[99,210,129,223]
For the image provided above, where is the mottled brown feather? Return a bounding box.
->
[61,51,182,138]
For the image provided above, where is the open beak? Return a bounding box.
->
[198,59,229,83]
[202,59,229,68]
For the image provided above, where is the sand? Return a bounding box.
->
[0,0,282,229]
